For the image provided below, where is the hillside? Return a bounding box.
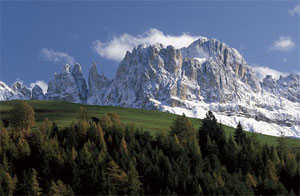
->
[0,100,299,148]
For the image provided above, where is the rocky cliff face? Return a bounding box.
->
[72,63,88,103]
[104,39,262,107]
[0,37,299,137]
[87,63,112,105]
[31,85,46,100]
[262,74,300,103]
[47,64,81,103]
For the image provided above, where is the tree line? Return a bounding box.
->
[0,101,299,195]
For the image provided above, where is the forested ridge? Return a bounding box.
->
[0,101,299,195]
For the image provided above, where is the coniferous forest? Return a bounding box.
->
[0,101,299,195]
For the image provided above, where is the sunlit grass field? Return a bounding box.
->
[0,100,299,148]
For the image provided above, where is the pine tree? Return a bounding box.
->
[170,114,196,146]
[106,160,127,194]
[173,134,181,148]
[245,173,257,188]
[276,135,289,160]
[270,148,280,166]
[11,101,35,134]
[16,135,31,157]
[197,183,203,195]
[77,107,90,121]
[40,118,52,137]
[120,137,128,154]
[265,160,279,182]
[213,171,225,188]
[1,172,17,196]
[127,161,142,195]
[48,180,59,196]
[27,169,42,196]
[0,128,10,152]
[48,180,69,196]
[199,111,226,158]
[234,122,247,145]
[100,115,113,131]
[108,113,122,127]
[225,135,238,171]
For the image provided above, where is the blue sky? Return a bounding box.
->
[1,1,299,89]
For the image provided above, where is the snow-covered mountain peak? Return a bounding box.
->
[62,64,71,72]
[10,81,31,100]
[0,81,14,101]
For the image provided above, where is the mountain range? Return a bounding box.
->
[1,37,299,138]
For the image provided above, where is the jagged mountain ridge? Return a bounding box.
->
[1,37,299,137]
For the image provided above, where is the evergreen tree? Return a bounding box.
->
[106,160,128,194]
[27,169,42,196]
[40,118,52,137]
[120,137,128,155]
[11,101,35,134]
[265,160,279,182]
[48,180,68,196]
[127,161,142,195]
[245,173,257,189]
[270,148,280,166]
[234,122,247,145]
[100,114,113,131]
[199,111,226,158]
[170,114,196,146]
[108,113,122,127]
[0,171,17,196]
[225,135,238,172]
[77,107,90,121]
[276,134,290,170]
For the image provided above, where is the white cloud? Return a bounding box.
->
[252,66,289,81]
[92,28,202,61]
[270,36,295,52]
[30,80,48,94]
[289,4,300,16]
[40,48,75,65]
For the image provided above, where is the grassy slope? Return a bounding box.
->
[0,100,299,148]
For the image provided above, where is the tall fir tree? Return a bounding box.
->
[234,122,247,145]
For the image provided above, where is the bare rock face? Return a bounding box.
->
[105,39,262,107]
[72,63,88,103]
[31,85,46,100]
[87,63,112,105]
[47,64,81,103]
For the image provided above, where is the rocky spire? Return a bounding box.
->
[47,63,81,103]
[72,63,88,103]
[87,63,112,105]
